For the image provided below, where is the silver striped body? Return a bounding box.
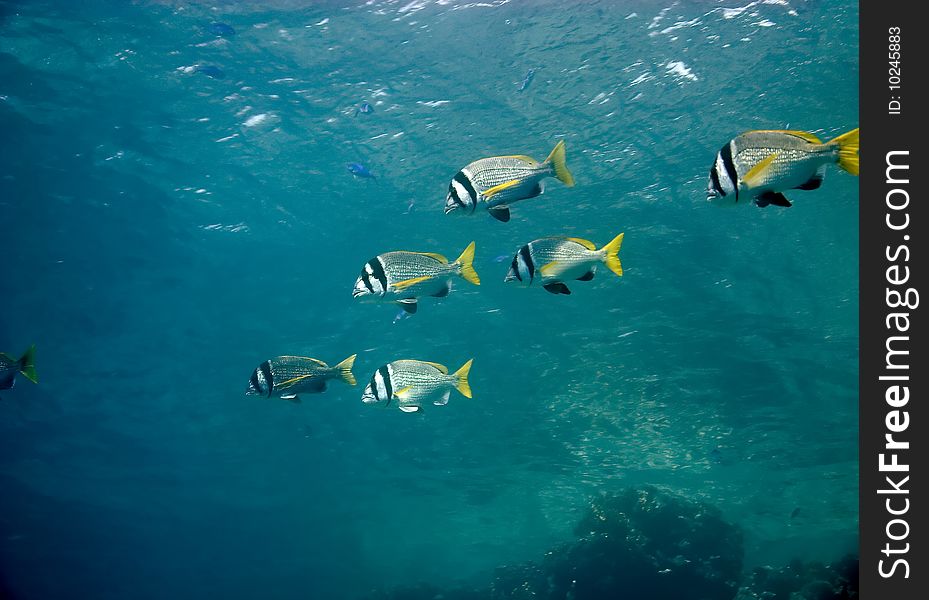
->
[506,238,600,285]
[362,360,456,410]
[353,252,458,301]
[707,131,838,204]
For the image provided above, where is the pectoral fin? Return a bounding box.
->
[392,276,431,291]
[755,191,792,208]
[393,386,413,400]
[483,179,522,199]
[539,261,566,278]
[740,152,779,189]
[488,205,511,222]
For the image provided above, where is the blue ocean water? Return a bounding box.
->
[0,0,859,598]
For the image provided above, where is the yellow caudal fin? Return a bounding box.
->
[545,140,575,187]
[19,344,37,384]
[454,241,480,286]
[452,359,473,398]
[829,127,859,176]
[333,354,357,386]
[599,233,624,277]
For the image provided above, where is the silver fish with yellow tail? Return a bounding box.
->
[352,242,480,314]
[361,358,473,412]
[444,140,575,222]
[706,128,859,208]
[246,354,356,403]
[505,233,624,295]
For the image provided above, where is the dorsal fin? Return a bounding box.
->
[496,154,538,164]
[746,129,823,144]
[410,252,448,263]
[278,356,328,367]
[564,237,597,250]
[393,359,449,374]
[420,361,449,374]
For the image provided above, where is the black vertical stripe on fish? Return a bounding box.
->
[519,245,535,279]
[368,257,388,289]
[510,255,522,281]
[259,361,274,396]
[377,365,392,401]
[709,164,722,196]
[720,142,739,201]
[454,171,479,213]
[448,182,462,207]
[250,369,262,394]
[361,261,378,293]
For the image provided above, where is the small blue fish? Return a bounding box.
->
[392,309,413,324]
[347,163,377,179]
[196,65,225,79]
[208,22,236,37]
[518,68,536,92]
[353,102,374,117]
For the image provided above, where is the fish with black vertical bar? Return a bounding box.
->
[352,242,480,314]
[246,354,356,403]
[505,233,624,295]
[444,140,575,222]
[361,359,473,412]
[706,128,859,208]
[0,345,37,391]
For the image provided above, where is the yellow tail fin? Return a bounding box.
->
[19,344,37,384]
[452,359,473,398]
[333,354,357,386]
[829,127,859,176]
[600,233,624,278]
[455,241,481,286]
[545,140,575,187]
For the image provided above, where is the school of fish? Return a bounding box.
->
[1,56,859,416]
[238,122,857,413]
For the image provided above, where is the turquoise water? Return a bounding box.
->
[0,0,859,598]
